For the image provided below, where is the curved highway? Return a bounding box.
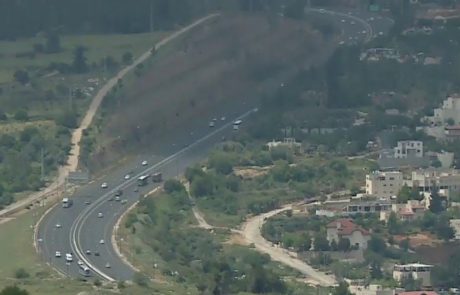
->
[37,8,393,282]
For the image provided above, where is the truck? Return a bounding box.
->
[152,172,162,183]
[62,198,73,208]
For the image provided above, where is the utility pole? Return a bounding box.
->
[149,0,154,33]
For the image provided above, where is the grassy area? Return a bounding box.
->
[0,32,166,83]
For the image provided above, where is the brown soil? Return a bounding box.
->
[90,13,334,170]
[233,166,271,179]
[415,242,460,265]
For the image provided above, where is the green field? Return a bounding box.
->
[0,32,166,83]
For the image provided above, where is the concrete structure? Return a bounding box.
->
[394,141,423,159]
[393,263,433,288]
[428,95,460,126]
[381,200,427,223]
[344,201,392,215]
[266,138,301,151]
[450,219,460,240]
[410,168,460,194]
[445,125,460,138]
[347,280,400,295]
[366,171,403,199]
[326,219,370,249]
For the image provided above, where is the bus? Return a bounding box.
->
[62,198,73,208]
[137,174,150,186]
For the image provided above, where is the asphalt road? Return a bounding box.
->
[37,8,394,282]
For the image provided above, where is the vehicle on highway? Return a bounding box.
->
[209,121,215,127]
[115,189,123,196]
[221,116,226,121]
[379,31,384,36]
[233,124,239,131]
[105,262,111,268]
[85,249,91,255]
[141,160,148,166]
[350,21,355,25]
[341,19,345,23]
[97,212,103,218]
[107,197,114,202]
[212,118,217,121]
[124,174,130,180]
[65,253,73,262]
[77,260,84,266]
[138,174,150,186]
[101,182,108,189]
[94,251,100,256]
[339,41,345,45]
[55,251,61,258]
[80,266,91,277]
[55,223,61,228]
[361,30,367,34]
[121,199,128,204]
[62,197,73,208]
[115,196,121,202]
[319,8,325,13]
[99,239,105,244]
[84,201,91,205]
[233,119,242,126]
[152,172,163,183]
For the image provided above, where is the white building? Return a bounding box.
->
[366,171,403,199]
[450,219,460,240]
[429,95,460,125]
[410,168,460,194]
[394,141,423,159]
[393,263,433,288]
[326,219,371,249]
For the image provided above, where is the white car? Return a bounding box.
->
[97,212,103,218]
[99,239,105,244]
[77,260,84,266]
[339,41,345,45]
[378,31,384,36]
[141,160,148,166]
[362,30,367,34]
[124,174,130,180]
[55,223,62,228]
[55,251,61,258]
[65,253,73,262]
[209,121,215,128]
[220,116,226,121]
[85,249,91,255]
[341,19,345,23]
[351,21,355,25]
[101,182,108,189]
[105,263,111,268]
[319,9,325,13]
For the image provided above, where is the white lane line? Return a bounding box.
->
[70,108,257,281]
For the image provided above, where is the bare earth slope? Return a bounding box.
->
[91,13,333,169]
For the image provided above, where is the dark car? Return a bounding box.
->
[115,189,123,197]
[94,251,100,256]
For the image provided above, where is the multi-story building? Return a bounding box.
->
[344,201,392,215]
[366,171,403,199]
[427,95,460,126]
[393,263,433,288]
[410,168,460,194]
[394,141,423,159]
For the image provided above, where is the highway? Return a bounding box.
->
[36,7,394,282]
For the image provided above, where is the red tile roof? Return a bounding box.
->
[326,218,370,236]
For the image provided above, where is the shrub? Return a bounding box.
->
[133,272,149,287]
[163,179,185,194]
[14,268,30,279]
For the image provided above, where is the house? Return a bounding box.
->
[347,279,401,295]
[426,95,460,126]
[394,141,423,159]
[344,200,392,215]
[445,125,460,138]
[410,168,460,195]
[326,219,371,249]
[366,171,403,199]
[378,141,430,169]
[449,219,460,240]
[393,263,434,288]
[380,200,427,223]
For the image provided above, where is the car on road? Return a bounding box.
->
[107,197,114,202]
[65,253,73,262]
[378,31,384,36]
[220,116,226,121]
[141,160,148,166]
[209,121,215,128]
[115,189,123,196]
[341,19,345,23]
[350,21,355,25]
[319,9,325,13]
[115,196,121,202]
[101,182,108,189]
[85,249,91,255]
[105,263,111,268]
[361,30,367,34]
[339,41,345,45]
[94,251,100,256]
[124,174,130,180]
[97,212,103,218]
[55,223,61,228]
[77,260,84,266]
[121,199,128,204]
[55,251,61,258]
[99,239,105,244]
[84,201,91,205]
[212,118,217,121]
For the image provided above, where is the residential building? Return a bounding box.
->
[394,141,423,159]
[428,95,460,126]
[326,219,371,249]
[445,125,460,138]
[344,201,392,215]
[366,171,403,199]
[410,168,460,194]
[450,219,460,240]
[347,280,401,295]
[380,200,427,223]
[393,263,433,288]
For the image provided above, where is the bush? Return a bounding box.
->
[14,268,30,279]
[0,286,29,295]
[93,278,102,286]
[13,70,30,85]
[163,179,185,194]
[133,272,149,287]
[14,110,28,121]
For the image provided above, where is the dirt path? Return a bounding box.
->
[0,13,221,221]
[239,205,337,287]
[184,182,213,230]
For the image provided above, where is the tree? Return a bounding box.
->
[55,109,77,128]
[72,46,88,73]
[163,179,184,194]
[45,30,61,53]
[184,166,205,182]
[133,272,149,287]
[13,70,29,85]
[368,235,386,253]
[435,215,454,241]
[208,153,234,175]
[122,51,133,65]
[14,110,28,121]
[330,239,338,251]
[370,261,383,279]
[0,110,7,121]
[190,175,214,197]
[313,232,330,251]
[0,286,29,295]
[14,268,30,279]
[429,190,445,213]
[387,211,401,234]
[337,237,350,252]
[333,281,352,295]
